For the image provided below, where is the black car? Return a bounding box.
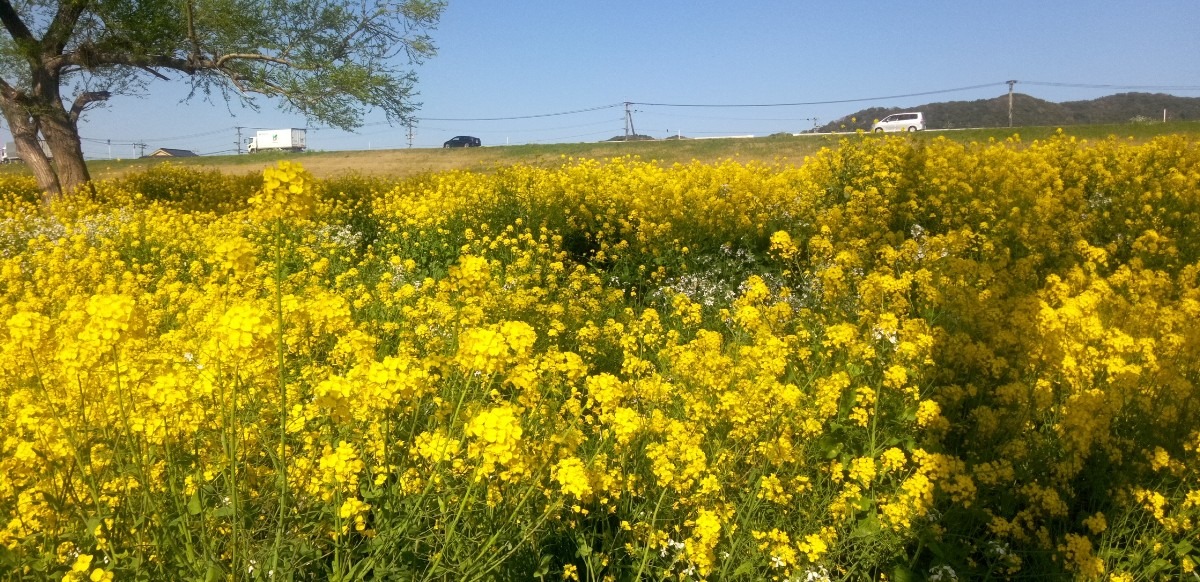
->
[443,135,481,148]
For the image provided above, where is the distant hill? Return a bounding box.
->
[605,134,656,142]
[816,92,1200,132]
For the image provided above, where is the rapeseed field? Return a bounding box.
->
[1,132,1198,580]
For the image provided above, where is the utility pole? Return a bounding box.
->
[624,102,637,140]
[1006,80,1017,127]
[133,142,147,158]
[407,122,414,148]
[235,127,244,154]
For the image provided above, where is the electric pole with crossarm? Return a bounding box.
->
[624,102,637,140]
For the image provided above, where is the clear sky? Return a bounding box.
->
[33,0,1200,158]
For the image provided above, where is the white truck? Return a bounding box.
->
[246,128,306,153]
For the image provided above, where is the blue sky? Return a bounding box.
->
[50,1,1200,158]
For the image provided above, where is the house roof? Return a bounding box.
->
[146,148,198,157]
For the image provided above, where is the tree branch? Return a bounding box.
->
[140,66,170,81]
[184,0,204,65]
[44,0,88,54]
[0,0,35,45]
[223,69,289,99]
[53,47,299,76]
[0,76,34,109]
[69,90,110,123]
[214,52,298,69]
[52,49,195,73]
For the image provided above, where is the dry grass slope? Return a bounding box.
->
[4,121,1199,181]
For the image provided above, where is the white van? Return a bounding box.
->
[871,112,925,133]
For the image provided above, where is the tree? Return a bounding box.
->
[0,0,445,197]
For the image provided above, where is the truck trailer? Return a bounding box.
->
[247,128,306,153]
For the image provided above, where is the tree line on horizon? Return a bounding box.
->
[817,92,1200,132]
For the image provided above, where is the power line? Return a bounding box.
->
[80,127,234,145]
[490,117,623,133]
[630,82,1009,108]
[127,127,233,142]
[640,111,824,122]
[1022,81,1200,91]
[352,104,624,128]
[417,103,623,122]
[346,117,623,138]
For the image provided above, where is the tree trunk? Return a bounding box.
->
[28,61,93,197]
[38,104,91,195]
[0,97,60,200]
[0,76,94,198]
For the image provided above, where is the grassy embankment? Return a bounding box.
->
[4,121,1199,182]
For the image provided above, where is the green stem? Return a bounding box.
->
[221,367,242,574]
[424,471,478,579]
[108,347,155,560]
[421,374,490,580]
[162,437,201,575]
[29,353,107,539]
[633,487,671,580]
[272,217,290,570]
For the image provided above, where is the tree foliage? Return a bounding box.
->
[0,0,445,197]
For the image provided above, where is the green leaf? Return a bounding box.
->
[1176,539,1194,556]
[1148,558,1170,574]
[852,513,881,536]
[732,560,758,577]
[814,433,845,459]
[928,539,947,559]
[187,492,202,515]
[533,554,551,579]
[891,564,916,582]
[576,534,593,558]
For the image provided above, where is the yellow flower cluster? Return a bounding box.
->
[247,159,315,221]
[454,319,537,375]
[60,553,113,582]
[2,135,1199,580]
[552,456,592,500]
[465,403,525,481]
